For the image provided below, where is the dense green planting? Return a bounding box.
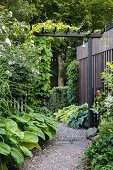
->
[67,60,79,105]
[0,6,59,169]
[84,120,113,170]
[54,103,88,129]
[48,86,69,113]
[0,107,59,169]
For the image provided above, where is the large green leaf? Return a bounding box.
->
[0,128,7,135]
[26,125,41,132]
[32,113,44,122]
[12,115,29,123]
[44,131,53,140]
[22,142,41,150]
[5,119,18,133]
[0,142,11,155]
[5,119,24,139]
[9,136,18,144]
[21,131,38,143]
[11,148,24,167]
[20,146,33,158]
[78,117,84,125]
[35,131,45,140]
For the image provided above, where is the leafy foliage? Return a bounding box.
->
[0,6,59,169]
[0,107,59,168]
[67,60,79,105]
[48,86,69,113]
[54,103,88,129]
[84,135,113,170]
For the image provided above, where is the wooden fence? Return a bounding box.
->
[77,24,113,105]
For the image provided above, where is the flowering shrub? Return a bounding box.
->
[0,5,52,108]
[91,89,113,121]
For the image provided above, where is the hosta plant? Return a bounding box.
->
[54,103,88,129]
[0,106,59,169]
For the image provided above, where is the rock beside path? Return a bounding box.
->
[19,122,91,170]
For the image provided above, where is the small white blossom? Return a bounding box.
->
[22,57,26,61]
[31,40,34,44]
[5,38,11,47]
[0,44,3,49]
[8,60,15,65]
[22,29,24,32]
[9,11,12,17]
[6,70,12,76]
[67,46,71,49]
[2,26,5,30]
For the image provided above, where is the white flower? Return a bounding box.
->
[0,44,3,49]
[5,38,11,47]
[9,11,12,17]
[22,29,24,32]
[31,40,34,44]
[6,70,12,76]
[22,57,26,61]
[8,61,15,65]
[2,26,5,30]
[8,61,13,65]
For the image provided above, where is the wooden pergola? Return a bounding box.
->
[33,28,104,128]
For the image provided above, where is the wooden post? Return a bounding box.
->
[88,37,94,127]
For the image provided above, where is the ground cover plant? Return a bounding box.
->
[54,103,88,129]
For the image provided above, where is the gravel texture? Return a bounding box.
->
[19,122,91,170]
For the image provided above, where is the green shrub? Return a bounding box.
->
[67,60,79,105]
[84,135,113,170]
[48,86,69,113]
[54,103,88,129]
[98,120,113,136]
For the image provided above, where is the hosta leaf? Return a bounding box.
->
[32,113,44,122]
[70,119,76,128]
[20,146,33,158]
[0,142,11,155]
[0,128,7,135]
[75,122,79,129]
[11,148,24,167]
[12,115,28,123]
[26,125,41,132]
[9,136,18,144]
[5,119,18,133]
[0,123,5,128]
[21,131,38,143]
[35,131,45,140]
[78,117,84,125]
[44,131,53,140]
[22,142,41,150]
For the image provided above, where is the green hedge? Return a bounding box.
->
[48,86,69,113]
[67,60,79,105]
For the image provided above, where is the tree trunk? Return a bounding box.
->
[58,53,64,87]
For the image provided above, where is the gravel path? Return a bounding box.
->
[19,122,91,170]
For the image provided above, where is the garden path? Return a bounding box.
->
[19,122,91,170]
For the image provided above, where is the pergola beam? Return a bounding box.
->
[33,32,102,38]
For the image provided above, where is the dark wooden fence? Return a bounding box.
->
[77,24,113,105]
